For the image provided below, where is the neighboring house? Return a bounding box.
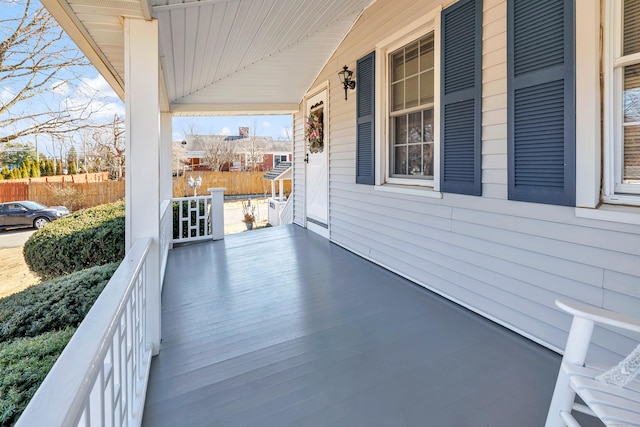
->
[27,0,640,423]
[178,131,292,172]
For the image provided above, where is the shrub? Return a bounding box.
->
[23,201,124,279]
[0,328,75,426]
[0,263,119,343]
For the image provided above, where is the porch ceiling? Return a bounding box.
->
[42,0,375,114]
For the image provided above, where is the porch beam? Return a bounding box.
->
[124,17,161,355]
[171,103,299,115]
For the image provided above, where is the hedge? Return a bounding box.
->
[0,328,76,426]
[0,263,119,343]
[23,201,125,279]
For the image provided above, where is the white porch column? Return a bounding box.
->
[160,113,173,203]
[124,18,161,355]
[209,188,226,240]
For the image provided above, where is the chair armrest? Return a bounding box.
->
[557,300,640,334]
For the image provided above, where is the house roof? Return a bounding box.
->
[263,161,292,180]
[41,0,376,114]
[180,134,291,155]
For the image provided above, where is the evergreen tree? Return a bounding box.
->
[55,160,63,176]
[47,159,55,176]
[21,159,31,176]
[39,159,47,176]
[1,166,10,179]
[20,160,29,178]
[67,146,78,174]
[31,161,40,177]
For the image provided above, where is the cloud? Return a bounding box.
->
[77,75,118,99]
[220,127,231,135]
[50,81,69,96]
[56,73,124,122]
[263,120,271,128]
[0,88,15,104]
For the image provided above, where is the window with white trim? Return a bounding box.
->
[606,0,640,200]
[389,34,435,180]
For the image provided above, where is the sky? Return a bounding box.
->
[172,115,293,141]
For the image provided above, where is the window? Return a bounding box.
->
[274,155,287,167]
[606,0,640,200]
[357,1,480,192]
[389,34,435,179]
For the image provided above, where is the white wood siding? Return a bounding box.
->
[294,0,640,363]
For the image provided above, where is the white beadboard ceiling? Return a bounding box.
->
[42,0,374,114]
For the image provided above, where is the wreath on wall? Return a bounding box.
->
[305,104,324,153]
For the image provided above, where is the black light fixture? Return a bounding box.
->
[338,65,356,100]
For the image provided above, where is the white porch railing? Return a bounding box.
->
[279,195,293,225]
[172,188,225,243]
[16,238,154,427]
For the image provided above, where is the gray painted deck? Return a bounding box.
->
[142,225,599,427]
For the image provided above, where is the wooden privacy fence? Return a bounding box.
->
[173,171,292,197]
[0,182,28,201]
[0,171,291,210]
[0,181,125,211]
[29,181,126,211]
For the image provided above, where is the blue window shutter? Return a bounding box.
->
[440,0,482,196]
[356,52,375,185]
[507,0,575,206]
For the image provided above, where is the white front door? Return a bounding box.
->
[305,88,328,237]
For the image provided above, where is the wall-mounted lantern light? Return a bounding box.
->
[338,65,356,100]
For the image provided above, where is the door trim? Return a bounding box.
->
[303,81,330,238]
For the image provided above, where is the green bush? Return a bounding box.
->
[23,201,125,279]
[0,328,75,426]
[0,263,119,343]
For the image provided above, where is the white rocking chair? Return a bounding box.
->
[545,300,640,427]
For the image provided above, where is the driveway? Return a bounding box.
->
[0,229,36,248]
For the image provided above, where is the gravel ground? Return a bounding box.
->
[0,247,39,298]
[223,197,269,234]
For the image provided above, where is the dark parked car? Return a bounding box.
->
[0,201,70,230]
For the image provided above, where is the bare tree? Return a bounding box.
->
[90,115,125,179]
[280,126,293,142]
[172,142,187,176]
[245,123,264,171]
[201,135,234,171]
[0,0,97,144]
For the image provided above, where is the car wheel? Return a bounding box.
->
[33,217,50,229]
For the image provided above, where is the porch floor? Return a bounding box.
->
[143,225,578,426]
